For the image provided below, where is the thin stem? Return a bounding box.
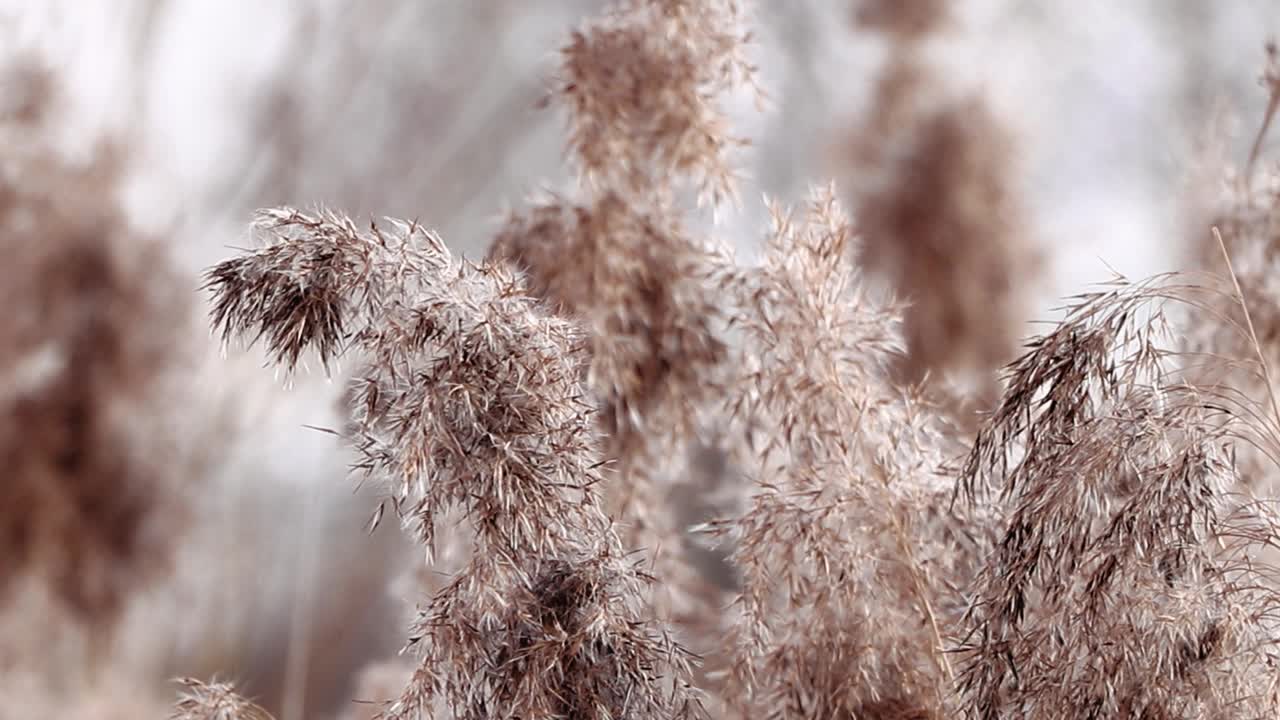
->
[871,456,955,691]
[1245,43,1280,185]
[1215,226,1280,437]
[1245,90,1279,184]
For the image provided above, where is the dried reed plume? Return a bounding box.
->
[489,193,731,630]
[0,56,193,632]
[184,7,1280,720]
[556,0,757,206]
[1184,44,1280,489]
[704,186,987,720]
[499,0,756,451]
[842,0,1040,410]
[491,193,726,463]
[489,0,758,633]
[170,678,276,720]
[956,276,1280,719]
[205,208,704,719]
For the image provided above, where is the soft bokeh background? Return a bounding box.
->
[3,1,1278,717]
[17,1,1278,279]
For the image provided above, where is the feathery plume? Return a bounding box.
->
[170,678,276,720]
[957,276,1280,719]
[206,208,705,720]
[706,186,986,719]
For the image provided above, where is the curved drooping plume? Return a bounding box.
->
[206,208,705,720]
[957,276,1280,719]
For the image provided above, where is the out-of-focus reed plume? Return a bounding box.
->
[487,0,759,650]
[0,54,194,641]
[840,0,1041,414]
[0,49,213,717]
